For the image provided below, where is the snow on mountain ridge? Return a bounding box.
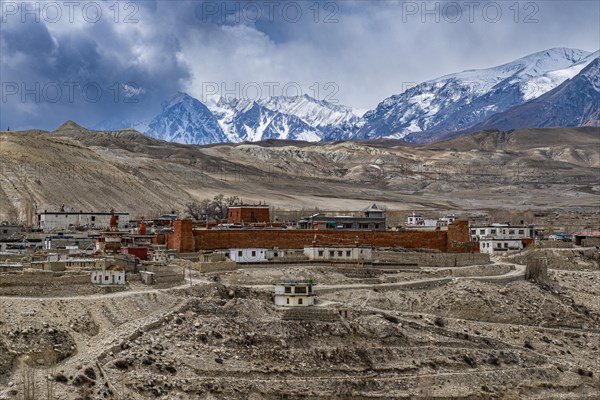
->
[145,92,228,144]
[357,47,595,141]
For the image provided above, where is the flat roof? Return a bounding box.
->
[228,205,270,208]
[37,212,129,215]
[471,225,533,229]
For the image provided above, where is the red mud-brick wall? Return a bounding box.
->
[191,229,451,252]
[446,221,479,253]
[227,207,270,224]
[169,220,195,252]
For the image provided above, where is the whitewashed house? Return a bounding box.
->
[407,213,424,226]
[479,239,524,255]
[228,248,268,263]
[470,224,534,242]
[274,279,316,307]
[91,269,126,285]
[36,210,130,231]
[303,246,372,261]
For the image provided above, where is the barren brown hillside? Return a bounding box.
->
[0,124,598,221]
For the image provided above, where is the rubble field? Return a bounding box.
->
[0,251,598,399]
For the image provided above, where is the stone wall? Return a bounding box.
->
[374,251,490,267]
[167,220,479,253]
[582,237,600,247]
[0,272,90,287]
[192,230,448,251]
[196,261,238,273]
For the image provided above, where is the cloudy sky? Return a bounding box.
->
[1,0,598,130]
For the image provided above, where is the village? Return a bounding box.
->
[0,200,599,399]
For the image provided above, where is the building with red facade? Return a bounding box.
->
[227,204,270,225]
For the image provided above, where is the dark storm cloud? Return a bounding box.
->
[0,1,191,130]
[0,0,598,130]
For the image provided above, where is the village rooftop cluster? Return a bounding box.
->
[1,201,599,305]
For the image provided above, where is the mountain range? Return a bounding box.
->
[94,47,599,145]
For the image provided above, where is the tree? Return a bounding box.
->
[185,199,213,220]
[212,194,226,220]
[213,194,240,220]
[187,194,240,221]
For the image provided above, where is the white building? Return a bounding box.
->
[479,239,524,255]
[407,213,424,226]
[407,212,456,227]
[470,224,534,242]
[303,246,372,261]
[91,269,126,285]
[36,211,130,231]
[437,215,457,226]
[274,280,316,307]
[228,248,268,263]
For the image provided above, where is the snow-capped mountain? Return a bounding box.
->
[208,95,360,142]
[208,97,322,142]
[93,47,598,145]
[145,92,228,144]
[256,95,360,140]
[464,56,599,132]
[357,48,596,142]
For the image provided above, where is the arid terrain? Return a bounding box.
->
[0,123,598,222]
[0,247,598,399]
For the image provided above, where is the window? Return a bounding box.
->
[295,286,307,294]
[284,286,292,293]
[329,251,334,257]
[359,223,369,229]
[374,224,380,229]
[471,229,476,234]
[298,298,303,305]
[251,251,256,257]
[509,230,515,235]
[286,298,290,304]
[504,243,508,248]
[479,229,485,234]
[518,230,524,235]
[274,252,278,257]
[91,216,96,222]
[238,250,242,257]
[318,250,324,257]
[338,251,343,257]
[490,229,496,234]
[105,275,109,281]
[2,230,7,234]
[497,243,501,248]
[346,251,351,257]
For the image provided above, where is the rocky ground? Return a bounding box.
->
[0,248,598,399]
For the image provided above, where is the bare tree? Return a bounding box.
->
[185,199,213,220]
[212,194,226,219]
